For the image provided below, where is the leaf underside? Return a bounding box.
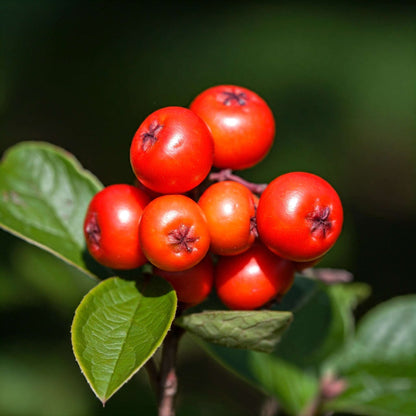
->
[176,310,293,353]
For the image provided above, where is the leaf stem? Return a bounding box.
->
[209,169,268,195]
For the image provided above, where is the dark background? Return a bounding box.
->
[1,2,415,415]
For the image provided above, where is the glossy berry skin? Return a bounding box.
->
[139,194,210,272]
[257,172,343,262]
[153,255,214,306]
[215,242,295,310]
[130,106,214,194]
[198,181,257,255]
[190,85,275,170]
[83,184,150,269]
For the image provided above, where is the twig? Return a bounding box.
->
[209,169,268,195]
[301,268,353,285]
[157,325,184,416]
[260,396,281,416]
[299,392,322,416]
[300,373,347,416]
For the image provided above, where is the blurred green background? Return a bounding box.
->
[1,1,415,415]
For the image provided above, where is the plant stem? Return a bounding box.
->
[209,169,268,195]
[260,397,281,416]
[157,324,184,416]
[300,373,347,416]
[299,394,323,416]
[301,268,353,284]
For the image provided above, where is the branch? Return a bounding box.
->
[300,373,347,416]
[209,169,268,195]
[260,397,281,416]
[301,268,353,285]
[157,324,184,416]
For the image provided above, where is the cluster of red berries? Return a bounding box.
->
[84,85,343,310]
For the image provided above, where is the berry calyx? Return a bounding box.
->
[167,224,199,254]
[221,90,248,106]
[85,212,100,248]
[306,206,332,238]
[140,120,163,152]
[139,194,210,272]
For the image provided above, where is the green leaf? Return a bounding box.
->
[313,282,371,365]
[196,277,323,414]
[199,276,368,416]
[274,278,369,369]
[0,141,106,279]
[176,310,293,353]
[273,273,320,312]
[326,295,416,416]
[249,353,319,415]
[201,344,319,416]
[272,278,333,368]
[71,275,177,403]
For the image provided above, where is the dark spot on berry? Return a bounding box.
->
[250,204,258,238]
[250,215,258,238]
[306,206,332,238]
[221,90,248,106]
[86,213,101,249]
[140,121,163,152]
[167,224,199,253]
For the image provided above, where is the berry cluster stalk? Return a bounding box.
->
[145,316,184,416]
[209,169,267,195]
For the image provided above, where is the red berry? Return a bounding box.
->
[198,181,257,255]
[257,172,343,262]
[215,242,295,310]
[130,106,214,194]
[153,255,214,306]
[139,194,210,272]
[190,85,275,170]
[83,184,150,269]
